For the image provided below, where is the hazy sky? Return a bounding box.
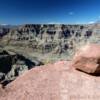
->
[0,0,100,24]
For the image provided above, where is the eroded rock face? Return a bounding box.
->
[72,44,100,74]
[1,24,95,55]
[0,50,43,86]
[0,28,9,37]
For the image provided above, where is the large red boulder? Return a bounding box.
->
[72,44,100,74]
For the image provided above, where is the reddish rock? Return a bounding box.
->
[0,60,100,100]
[0,84,6,97]
[72,44,100,74]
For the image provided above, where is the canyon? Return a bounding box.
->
[0,24,100,99]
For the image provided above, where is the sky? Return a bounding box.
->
[0,0,100,24]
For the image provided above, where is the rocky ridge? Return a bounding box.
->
[0,44,99,100]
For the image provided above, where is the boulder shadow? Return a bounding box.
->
[76,69,100,77]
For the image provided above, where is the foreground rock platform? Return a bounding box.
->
[72,44,100,74]
[0,60,100,100]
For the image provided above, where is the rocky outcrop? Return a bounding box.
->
[0,60,100,100]
[72,44,100,74]
[0,50,43,86]
[0,44,100,99]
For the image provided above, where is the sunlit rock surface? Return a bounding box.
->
[73,44,100,74]
[0,61,100,100]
